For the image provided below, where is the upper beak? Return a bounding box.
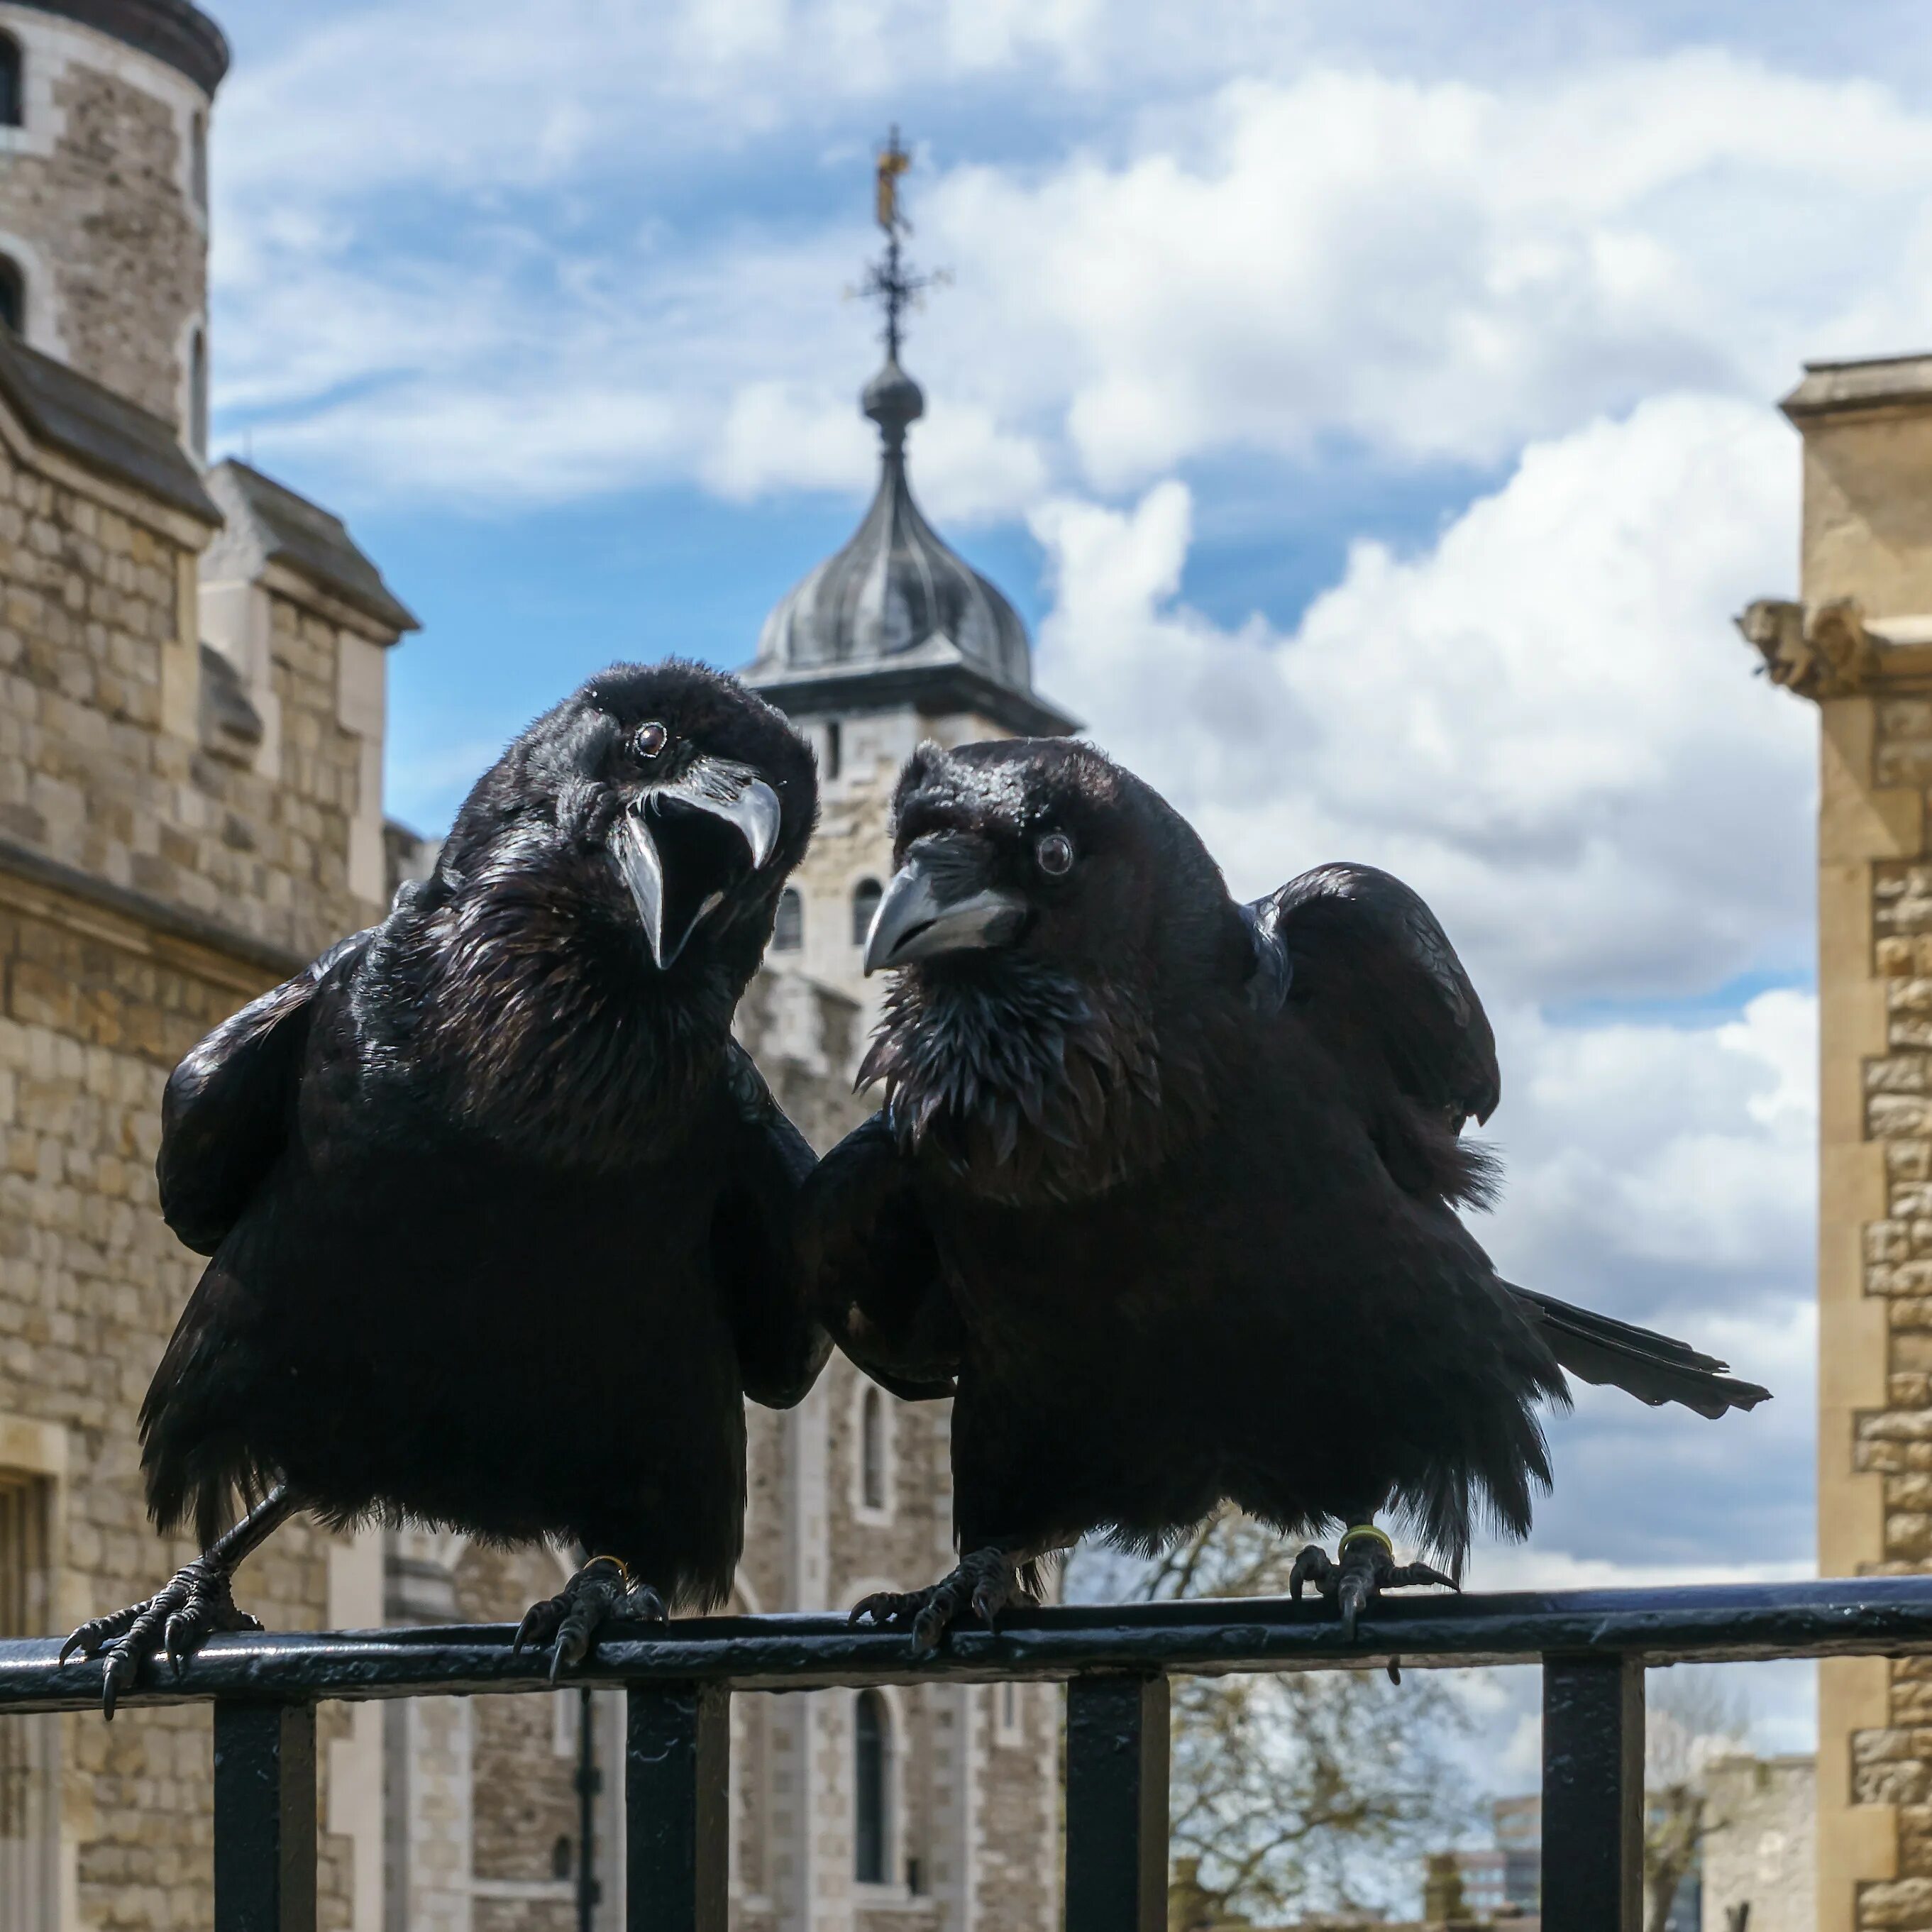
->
[863,837,1027,976]
[609,756,783,968]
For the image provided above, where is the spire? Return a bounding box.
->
[741,126,1078,741]
[857,126,935,457]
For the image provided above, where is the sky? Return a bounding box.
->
[194,0,1932,1781]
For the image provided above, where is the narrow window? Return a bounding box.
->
[860,1386,885,1511]
[824,719,841,780]
[773,888,802,953]
[851,878,883,948]
[189,327,209,460]
[0,256,23,335]
[191,110,208,208]
[0,1473,56,1926]
[854,1691,889,1883]
[0,35,21,131]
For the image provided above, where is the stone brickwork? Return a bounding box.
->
[0,153,404,1925]
[0,3,213,428]
[0,885,359,1931]
[0,424,387,964]
[1700,1754,1817,1932]
[1746,355,1932,1932]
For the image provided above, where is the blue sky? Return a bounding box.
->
[194,0,1932,1772]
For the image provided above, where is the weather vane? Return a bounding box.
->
[860,126,944,363]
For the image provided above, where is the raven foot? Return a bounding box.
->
[1289,1526,1455,1642]
[851,1547,1032,1656]
[60,1557,263,1719]
[514,1558,666,1682]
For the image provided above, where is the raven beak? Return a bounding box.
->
[863,839,1027,976]
[609,756,783,968]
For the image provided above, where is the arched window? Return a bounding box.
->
[773,888,802,953]
[189,328,208,459]
[0,257,23,336]
[851,878,883,948]
[860,1387,885,1511]
[854,1690,890,1884]
[0,35,22,131]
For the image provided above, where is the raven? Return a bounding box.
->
[804,738,1769,1650]
[62,662,824,1711]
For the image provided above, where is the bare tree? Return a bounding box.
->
[1644,1667,1750,1932]
[1072,1513,1475,1926]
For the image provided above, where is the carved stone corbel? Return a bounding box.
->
[1736,595,1876,700]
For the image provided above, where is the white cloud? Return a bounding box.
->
[921,57,1932,487]
[210,18,1932,517]
[1032,391,1816,1006]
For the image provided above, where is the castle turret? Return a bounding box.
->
[746,130,1075,1015]
[0,0,227,445]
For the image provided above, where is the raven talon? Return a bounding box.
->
[1288,1530,1455,1644]
[517,1558,657,1682]
[850,1549,1028,1656]
[62,1557,259,1719]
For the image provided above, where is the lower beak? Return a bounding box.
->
[863,845,1027,975]
[610,757,783,968]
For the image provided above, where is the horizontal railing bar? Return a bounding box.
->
[0,1575,1921,1713]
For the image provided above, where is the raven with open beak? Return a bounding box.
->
[63,662,827,1710]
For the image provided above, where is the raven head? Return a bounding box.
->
[456,661,816,973]
[859,739,1242,1200]
[865,738,1235,987]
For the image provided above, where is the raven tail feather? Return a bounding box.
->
[1508,1284,1770,1419]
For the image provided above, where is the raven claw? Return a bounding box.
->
[850,1548,1030,1656]
[62,1557,262,1718]
[515,1560,665,1681]
[1289,1533,1455,1643]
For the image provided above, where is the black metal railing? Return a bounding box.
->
[3,1574,1928,1932]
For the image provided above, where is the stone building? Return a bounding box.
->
[1699,1753,1816,1932]
[0,15,1065,1931]
[745,346,1076,1022]
[1740,353,1932,1932]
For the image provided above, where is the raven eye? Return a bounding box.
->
[634,722,668,758]
[1035,832,1074,876]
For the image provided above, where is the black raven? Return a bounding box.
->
[804,738,1769,1650]
[62,662,824,1711]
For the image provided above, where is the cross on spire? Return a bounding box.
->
[861,126,938,363]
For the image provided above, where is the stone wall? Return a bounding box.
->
[0,882,358,1930]
[1748,355,1932,1932]
[1700,1755,1816,1932]
[0,426,385,966]
[0,4,211,428]
[0,281,392,1928]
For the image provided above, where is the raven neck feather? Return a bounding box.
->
[861,957,1213,1206]
[392,836,734,1169]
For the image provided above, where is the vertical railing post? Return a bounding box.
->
[213,1701,316,1932]
[1542,1653,1643,1932]
[1066,1672,1169,1932]
[626,1681,729,1932]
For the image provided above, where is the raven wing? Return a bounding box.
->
[1246,860,1498,1132]
[1248,864,1769,1418]
[711,1042,832,1409]
[800,1110,962,1402]
[156,930,371,1256]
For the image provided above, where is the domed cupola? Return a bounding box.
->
[746,135,1076,741]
